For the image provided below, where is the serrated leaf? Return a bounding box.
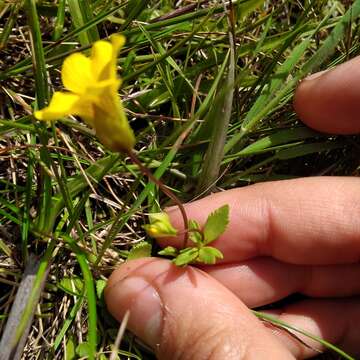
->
[158,246,178,257]
[198,247,224,265]
[96,279,107,300]
[188,219,202,245]
[203,205,229,244]
[173,248,199,266]
[127,241,152,260]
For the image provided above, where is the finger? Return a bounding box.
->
[160,176,360,265]
[294,55,360,134]
[105,258,294,360]
[200,258,360,307]
[262,298,360,359]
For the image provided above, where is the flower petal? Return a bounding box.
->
[110,34,126,59]
[90,34,125,82]
[34,92,94,122]
[110,34,126,78]
[62,53,94,94]
[91,40,113,81]
[87,79,120,100]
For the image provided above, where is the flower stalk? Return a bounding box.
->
[126,150,189,247]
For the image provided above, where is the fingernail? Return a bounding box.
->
[304,69,329,81]
[107,276,163,347]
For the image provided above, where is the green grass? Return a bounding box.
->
[0,0,359,359]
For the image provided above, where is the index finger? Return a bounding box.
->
[159,177,360,265]
[294,55,360,134]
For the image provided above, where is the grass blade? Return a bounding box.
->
[63,235,97,359]
[196,30,235,194]
[52,0,66,41]
[24,0,49,107]
[253,311,355,360]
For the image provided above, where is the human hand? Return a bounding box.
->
[105,56,360,359]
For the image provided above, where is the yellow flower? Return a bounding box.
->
[34,34,135,152]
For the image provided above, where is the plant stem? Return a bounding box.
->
[126,150,189,247]
[178,228,205,244]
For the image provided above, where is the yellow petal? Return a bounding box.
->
[62,53,95,94]
[90,34,125,82]
[34,92,94,122]
[110,34,126,58]
[87,78,120,100]
[110,34,126,77]
[91,40,113,81]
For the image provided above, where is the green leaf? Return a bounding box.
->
[96,279,107,300]
[237,0,265,20]
[173,248,199,266]
[158,246,178,257]
[203,205,229,245]
[198,247,224,265]
[127,241,152,260]
[65,335,76,360]
[58,276,84,296]
[188,219,202,246]
[76,342,92,358]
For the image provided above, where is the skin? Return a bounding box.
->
[105,56,360,359]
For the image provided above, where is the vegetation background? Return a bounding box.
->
[0,0,359,359]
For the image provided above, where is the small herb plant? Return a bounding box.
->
[34,34,227,269]
[144,204,229,266]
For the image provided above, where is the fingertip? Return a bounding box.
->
[294,56,360,134]
[105,258,151,292]
[105,258,165,347]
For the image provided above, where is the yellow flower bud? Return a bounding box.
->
[143,212,178,238]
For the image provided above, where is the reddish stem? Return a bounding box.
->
[126,150,189,247]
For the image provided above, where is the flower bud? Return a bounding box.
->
[143,212,177,238]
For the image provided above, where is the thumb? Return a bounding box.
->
[105,258,293,360]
